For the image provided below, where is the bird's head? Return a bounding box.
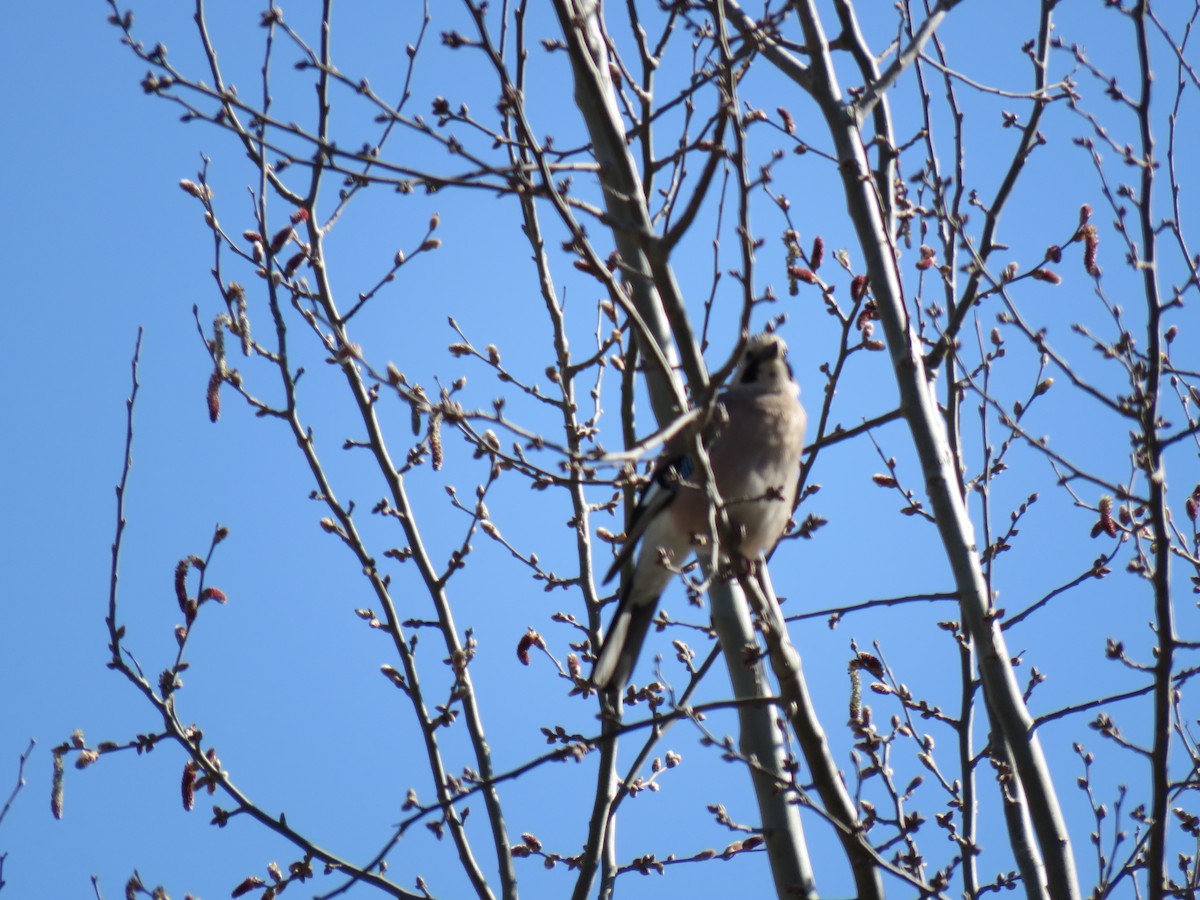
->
[729,332,798,396]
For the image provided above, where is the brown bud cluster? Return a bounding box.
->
[516,629,545,665]
[1091,496,1119,538]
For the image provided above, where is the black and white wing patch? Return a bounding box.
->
[603,453,694,584]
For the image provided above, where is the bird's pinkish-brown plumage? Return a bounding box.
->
[592,333,806,692]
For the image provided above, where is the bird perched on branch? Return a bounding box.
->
[591,332,807,692]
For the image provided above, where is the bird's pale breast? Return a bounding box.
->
[671,390,805,559]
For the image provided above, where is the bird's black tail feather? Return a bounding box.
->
[591,595,657,692]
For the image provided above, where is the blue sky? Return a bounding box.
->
[3,3,1198,899]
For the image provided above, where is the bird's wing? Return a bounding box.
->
[603,451,694,585]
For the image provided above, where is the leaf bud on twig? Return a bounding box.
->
[178,179,212,200]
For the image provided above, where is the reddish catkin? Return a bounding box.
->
[516,632,535,665]
[268,225,294,255]
[51,754,64,820]
[428,413,444,470]
[1082,224,1100,275]
[232,877,266,899]
[284,250,306,277]
[777,106,796,134]
[855,652,884,678]
[1030,268,1062,285]
[181,761,197,811]
[206,369,222,422]
[851,274,869,300]
[789,266,818,284]
[810,236,825,271]
[517,629,546,665]
[174,559,189,613]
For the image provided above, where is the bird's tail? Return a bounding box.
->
[590,594,657,692]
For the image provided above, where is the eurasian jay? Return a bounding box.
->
[592,332,807,691]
